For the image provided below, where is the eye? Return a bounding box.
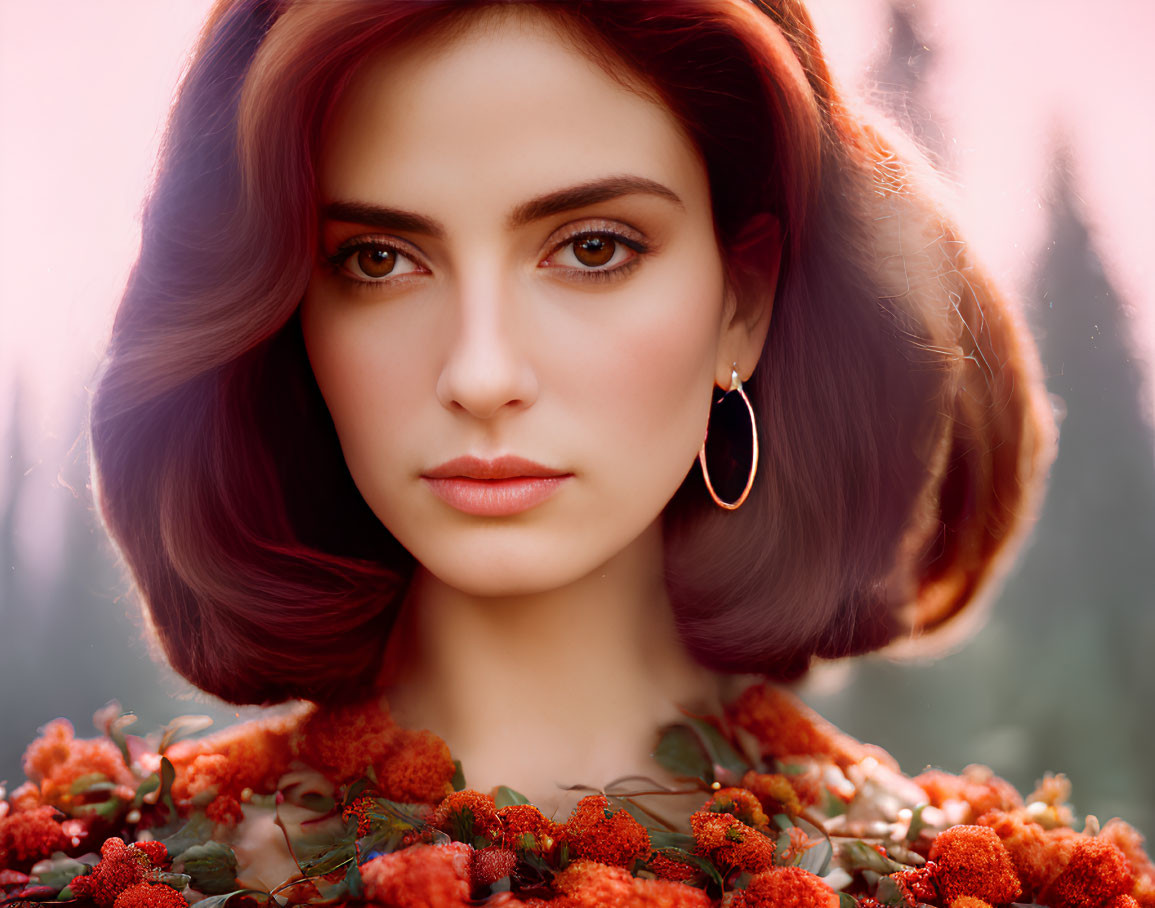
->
[541,228,647,278]
[328,240,425,284]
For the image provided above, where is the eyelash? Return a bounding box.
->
[324,222,651,290]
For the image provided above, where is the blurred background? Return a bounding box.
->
[2,0,1153,841]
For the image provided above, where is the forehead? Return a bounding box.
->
[317,6,708,218]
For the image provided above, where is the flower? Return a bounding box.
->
[975,809,1051,898]
[112,883,188,908]
[1040,837,1134,908]
[928,824,1022,905]
[0,805,68,869]
[472,846,518,888]
[433,791,504,848]
[168,713,296,805]
[559,795,650,869]
[360,841,472,907]
[498,805,558,854]
[552,859,712,907]
[690,810,776,875]
[730,866,838,907]
[704,787,770,830]
[22,720,133,811]
[377,728,456,804]
[741,770,813,815]
[726,685,898,772]
[913,765,1023,823]
[68,837,167,907]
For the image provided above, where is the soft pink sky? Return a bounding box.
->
[2,0,1153,550]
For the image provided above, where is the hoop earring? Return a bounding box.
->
[698,365,758,511]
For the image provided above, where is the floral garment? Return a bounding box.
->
[1,683,1151,908]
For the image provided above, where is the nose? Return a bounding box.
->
[435,278,539,419]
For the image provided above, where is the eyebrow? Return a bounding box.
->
[321,175,684,238]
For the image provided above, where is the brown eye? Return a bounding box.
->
[572,235,615,267]
[357,247,396,278]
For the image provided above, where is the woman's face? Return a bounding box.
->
[300,7,759,597]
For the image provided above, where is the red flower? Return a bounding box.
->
[913,765,1023,823]
[946,899,995,908]
[690,810,775,875]
[704,787,770,830]
[648,852,699,883]
[891,862,939,904]
[730,866,838,907]
[1102,818,1155,899]
[112,883,188,908]
[928,824,1022,905]
[0,806,67,870]
[22,720,133,811]
[559,796,650,869]
[498,805,558,852]
[741,770,815,815]
[471,846,518,888]
[203,795,244,827]
[726,685,898,772]
[433,791,504,848]
[976,809,1052,898]
[360,842,472,907]
[1041,837,1134,908]
[552,859,712,907]
[168,713,296,804]
[68,837,167,907]
[378,728,456,804]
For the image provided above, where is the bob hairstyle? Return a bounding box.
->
[90,0,1057,705]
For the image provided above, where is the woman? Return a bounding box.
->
[5,1,1149,906]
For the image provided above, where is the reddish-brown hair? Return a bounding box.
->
[89,0,1056,704]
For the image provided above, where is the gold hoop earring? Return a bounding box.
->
[698,365,758,511]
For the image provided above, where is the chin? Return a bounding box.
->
[415,542,608,599]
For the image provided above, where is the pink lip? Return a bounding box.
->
[422,455,572,516]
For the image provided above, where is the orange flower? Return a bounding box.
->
[552,859,712,907]
[7,783,43,813]
[433,791,504,848]
[498,805,558,852]
[741,770,812,815]
[690,810,775,875]
[929,825,1022,905]
[975,809,1051,899]
[559,795,650,869]
[0,805,67,870]
[471,846,518,888]
[377,728,456,804]
[1040,837,1134,908]
[203,795,244,827]
[294,700,396,784]
[68,837,167,907]
[1101,818,1155,900]
[947,899,994,908]
[913,766,1022,822]
[360,841,472,907]
[704,787,770,830]
[648,852,699,883]
[167,712,296,804]
[726,685,898,772]
[112,883,188,908]
[891,863,939,904]
[22,720,133,810]
[731,866,838,907]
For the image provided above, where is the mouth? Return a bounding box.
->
[421,455,572,517]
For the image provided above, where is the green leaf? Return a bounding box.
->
[451,760,466,792]
[134,773,160,807]
[793,816,832,877]
[772,813,794,832]
[32,854,90,892]
[837,893,859,908]
[107,713,138,768]
[653,848,724,892]
[839,840,908,875]
[158,756,177,818]
[873,875,911,907]
[70,773,112,795]
[680,717,752,784]
[157,715,215,755]
[904,803,929,845]
[653,724,713,782]
[493,786,530,808]
[647,830,695,851]
[193,888,271,908]
[173,841,239,895]
[156,872,192,891]
[159,813,215,859]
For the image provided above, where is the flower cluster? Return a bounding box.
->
[2,683,1153,908]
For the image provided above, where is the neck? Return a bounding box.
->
[379,521,723,814]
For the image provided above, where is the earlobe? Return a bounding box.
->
[717,212,783,386]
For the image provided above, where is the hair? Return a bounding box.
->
[89,0,1057,705]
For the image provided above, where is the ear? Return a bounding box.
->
[716,213,783,387]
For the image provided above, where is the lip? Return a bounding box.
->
[421,455,572,516]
